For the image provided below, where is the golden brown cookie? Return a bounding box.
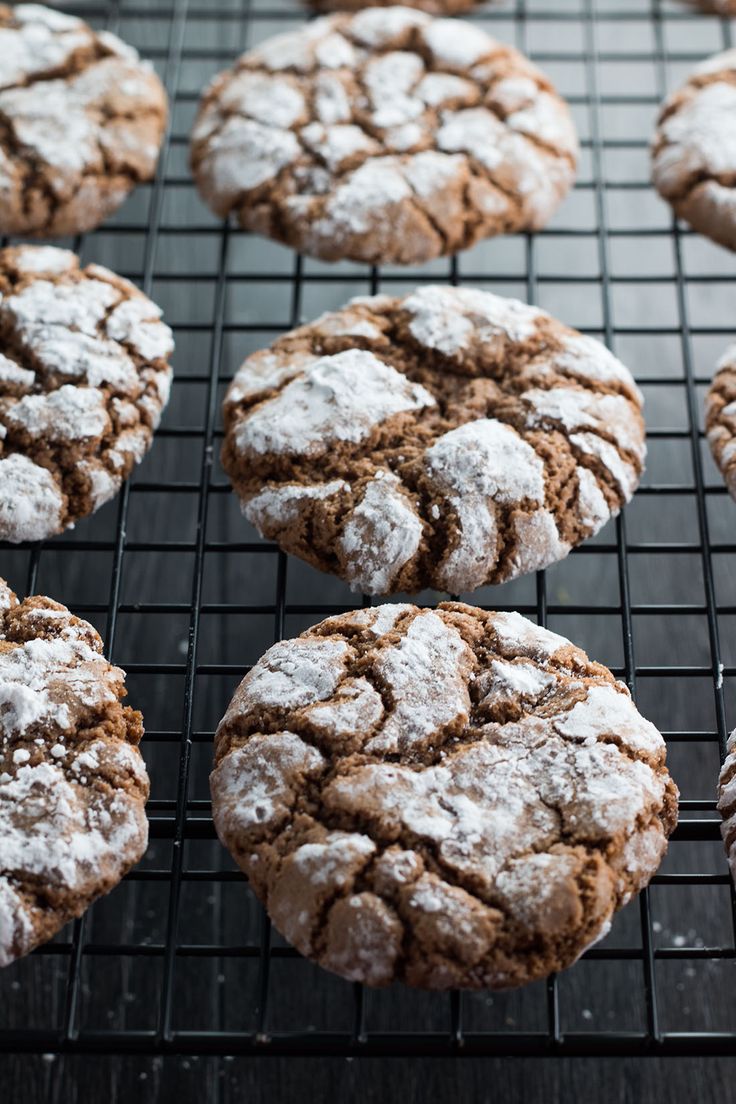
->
[211,602,678,989]
[190,8,578,265]
[0,245,174,544]
[0,577,148,967]
[652,50,736,251]
[222,286,645,596]
[0,3,168,238]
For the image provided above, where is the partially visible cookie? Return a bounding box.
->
[0,4,168,238]
[211,602,678,989]
[0,245,174,544]
[652,50,736,251]
[705,345,736,498]
[307,0,484,12]
[190,8,578,265]
[685,1,736,12]
[718,729,736,879]
[222,285,645,596]
[0,577,148,967]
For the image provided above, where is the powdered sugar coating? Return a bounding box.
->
[191,8,578,265]
[0,245,174,543]
[232,349,434,458]
[0,577,148,967]
[223,285,645,596]
[211,602,677,989]
[705,346,736,500]
[652,50,736,252]
[0,4,167,237]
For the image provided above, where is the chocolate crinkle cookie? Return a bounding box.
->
[0,3,167,238]
[705,345,736,498]
[211,603,678,989]
[0,245,174,544]
[222,285,645,596]
[0,577,148,967]
[190,7,578,265]
[652,50,736,252]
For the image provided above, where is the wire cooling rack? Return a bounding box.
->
[2,0,736,1068]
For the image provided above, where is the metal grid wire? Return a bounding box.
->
[2,0,736,1064]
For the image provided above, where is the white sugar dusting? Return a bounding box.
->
[425,419,544,592]
[228,637,352,714]
[339,473,422,594]
[211,732,324,836]
[234,349,434,457]
[245,480,348,536]
[403,285,542,354]
[365,610,472,753]
[0,759,145,897]
[0,454,64,543]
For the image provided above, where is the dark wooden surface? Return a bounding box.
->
[4,0,736,1098]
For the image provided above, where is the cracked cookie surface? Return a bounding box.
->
[190,7,578,265]
[705,344,736,499]
[222,285,645,596]
[0,577,148,967]
[0,3,167,238]
[652,50,736,251]
[211,602,678,989]
[0,245,174,544]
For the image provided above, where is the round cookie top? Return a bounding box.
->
[705,344,736,499]
[0,3,167,238]
[652,50,736,252]
[222,285,645,596]
[190,7,578,265]
[0,245,174,545]
[211,602,678,989]
[0,577,148,967]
